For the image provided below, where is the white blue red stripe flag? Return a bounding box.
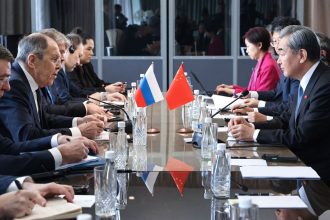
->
[135,63,163,107]
[141,163,163,195]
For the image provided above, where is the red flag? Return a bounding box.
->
[165,157,193,196]
[166,64,194,110]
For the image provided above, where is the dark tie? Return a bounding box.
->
[45,86,54,104]
[35,89,43,126]
[294,85,303,121]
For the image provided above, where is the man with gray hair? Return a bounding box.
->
[228,25,330,183]
[0,33,104,142]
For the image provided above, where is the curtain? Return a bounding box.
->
[0,0,31,35]
[304,0,330,37]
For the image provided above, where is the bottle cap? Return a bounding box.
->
[238,196,252,209]
[184,72,188,76]
[217,143,226,151]
[118,121,126,128]
[127,92,133,98]
[105,150,116,160]
[194,90,200,95]
[140,74,145,78]
[204,117,212,124]
[76,214,92,220]
[131,82,136,87]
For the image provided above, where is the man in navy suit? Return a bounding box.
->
[0,175,74,218]
[0,44,98,176]
[229,25,330,183]
[0,33,104,142]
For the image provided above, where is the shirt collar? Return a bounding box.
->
[300,61,320,92]
[18,60,39,92]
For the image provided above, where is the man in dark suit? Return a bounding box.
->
[0,175,74,218]
[0,33,104,142]
[229,25,330,182]
[0,45,98,175]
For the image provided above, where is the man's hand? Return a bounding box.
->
[230,124,255,141]
[62,136,99,154]
[86,103,113,118]
[243,98,259,108]
[23,182,74,203]
[58,139,94,164]
[77,114,103,125]
[105,82,126,93]
[232,106,254,115]
[228,117,251,129]
[78,121,104,139]
[107,92,126,102]
[0,190,44,218]
[247,112,267,123]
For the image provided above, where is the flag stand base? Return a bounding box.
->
[176,128,193,134]
[147,128,160,134]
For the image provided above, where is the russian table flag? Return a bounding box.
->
[135,63,164,107]
[141,163,163,195]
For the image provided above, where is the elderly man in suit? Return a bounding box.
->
[229,25,330,183]
[0,45,98,176]
[0,33,105,142]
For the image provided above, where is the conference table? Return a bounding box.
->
[39,100,330,219]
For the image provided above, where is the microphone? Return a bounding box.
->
[231,178,248,192]
[190,71,215,96]
[88,96,131,121]
[211,90,249,118]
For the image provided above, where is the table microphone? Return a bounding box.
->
[231,178,248,192]
[211,90,249,118]
[88,96,131,121]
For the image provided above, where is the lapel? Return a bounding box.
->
[12,62,42,128]
[294,62,324,126]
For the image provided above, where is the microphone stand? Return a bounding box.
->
[147,104,160,134]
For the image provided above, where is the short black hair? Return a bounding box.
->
[270,16,301,34]
[71,27,93,45]
[0,45,14,62]
[243,27,271,52]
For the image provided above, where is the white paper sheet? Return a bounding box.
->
[212,94,245,109]
[213,114,248,120]
[231,159,267,167]
[217,127,228,132]
[240,166,320,179]
[73,195,95,208]
[237,196,307,208]
[94,131,109,141]
[184,138,193,143]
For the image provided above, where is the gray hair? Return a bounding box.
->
[38,28,70,48]
[0,45,14,62]
[280,25,320,62]
[16,33,49,62]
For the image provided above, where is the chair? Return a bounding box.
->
[105,29,124,55]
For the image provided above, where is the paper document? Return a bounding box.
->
[231,159,267,167]
[240,166,320,179]
[73,195,95,208]
[233,196,307,209]
[213,114,248,120]
[95,131,109,141]
[57,155,99,170]
[184,138,193,143]
[217,126,228,132]
[212,94,245,109]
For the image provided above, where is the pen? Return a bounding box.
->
[14,180,23,190]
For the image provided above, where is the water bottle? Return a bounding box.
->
[211,198,230,220]
[191,90,200,132]
[137,73,145,87]
[197,102,208,133]
[201,160,212,199]
[211,143,231,199]
[103,151,117,216]
[116,173,128,209]
[133,107,147,146]
[131,82,137,95]
[201,117,213,159]
[115,122,128,169]
[229,197,259,220]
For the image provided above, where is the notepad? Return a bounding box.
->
[230,196,307,209]
[218,127,228,132]
[16,197,82,220]
[213,114,248,120]
[212,94,245,109]
[231,159,267,167]
[240,166,320,179]
[57,155,100,170]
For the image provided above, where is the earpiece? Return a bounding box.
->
[69,45,75,54]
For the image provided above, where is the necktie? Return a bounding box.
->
[35,89,43,126]
[45,87,54,104]
[294,85,303,121]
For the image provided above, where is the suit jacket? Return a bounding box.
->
[0,175,16,194]
[257,75,299,116]
[0,62,73,142]
[69,63,107,93]
[0,151,54,176]
[50,69,88,104]
[41,87,86,117]
[234,52,281,93]
[256,62,330,180]
[0,133,51,155]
